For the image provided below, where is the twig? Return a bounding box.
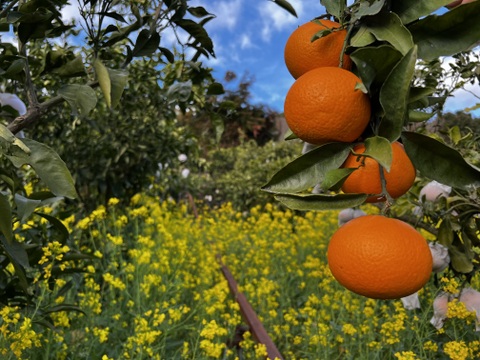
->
[217,255,284,360]
[7,81,99,134]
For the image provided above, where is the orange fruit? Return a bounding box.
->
[341,142,416,202]
[284,67,371,145]
[284,19,352,79]
[327,215,433,299]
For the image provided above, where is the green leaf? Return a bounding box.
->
[275,193,368,211]
[392,0,452,25]
[108,68,129,109]
[320,168,356,191]
[401,131,480,190]
[364,136,393,172]
[52,56,86,77]
[187,6,212,18]
[351,0,385,20]
[408,110,434,122]
[132,29,161,57]
[272,0,298,18]
[174,19,215,57]
[320,0,344,20]
[350,45,402,91]
[6,139,78,199]
[366,12,414,55]
[58,84,97,116]
[35,212,69,244]
[14,194,41,223]
[262,142,353,194]
[378,46,417,141]
[450,234,474,274]
[437,219,454,247]
[0,192,13,244]
[94,58,111,107]
[350,25,376,47]
[207,82,225,95]
[408,2,480,60]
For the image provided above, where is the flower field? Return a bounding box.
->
[1,193,479,360]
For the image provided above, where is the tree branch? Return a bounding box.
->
[7,81,99,135]
[0,0,19,19]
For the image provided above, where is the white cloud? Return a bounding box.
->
[258,0,304,42]
[240,33,254,50]
[199,0,243,31]
[61,0,81,23]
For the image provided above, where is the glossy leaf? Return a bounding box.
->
[364,136,393,172]
[272,0,298,17]
[350,45,402,90]
[402,131,480,189]
[6,139,78,199]
[366,12,413,55]
[320,168,356,191]
[409,2,480,60]
[392,0,452,24]
[58,84,97,116]
[0,192,13,244]
[275,193,368,211]
[378,46,417,141]
[262,142,353,194]
[320,0,344,20]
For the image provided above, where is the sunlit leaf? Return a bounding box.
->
[262,142,353,194]
[320,0,344,20]
[108,68,129,109]
[408,1,480,60]
[351,0,385,20]
[364,136,393,172]
[94,58,111,107]
[366,12,414,55]
[275,193,368,211]
[392,0,452,24]
[402,131,480,189]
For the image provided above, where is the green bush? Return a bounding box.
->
[188,140,303,210]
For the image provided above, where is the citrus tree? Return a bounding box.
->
[262,0,480,298]
[0,0,224,317]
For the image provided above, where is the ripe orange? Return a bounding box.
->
[327,215,433,299]
[341,142,416,202]
[284,19,352,79]
[284,67,371,145]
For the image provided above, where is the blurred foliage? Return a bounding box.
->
[186,140,302,211]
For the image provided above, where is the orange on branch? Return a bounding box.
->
[341,142,416,203]
[284,19,352,79]
[284,67,371,145]
[327,215,433,299]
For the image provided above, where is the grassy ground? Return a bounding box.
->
[1,193,479,359]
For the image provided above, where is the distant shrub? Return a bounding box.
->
[189,140,303,210]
